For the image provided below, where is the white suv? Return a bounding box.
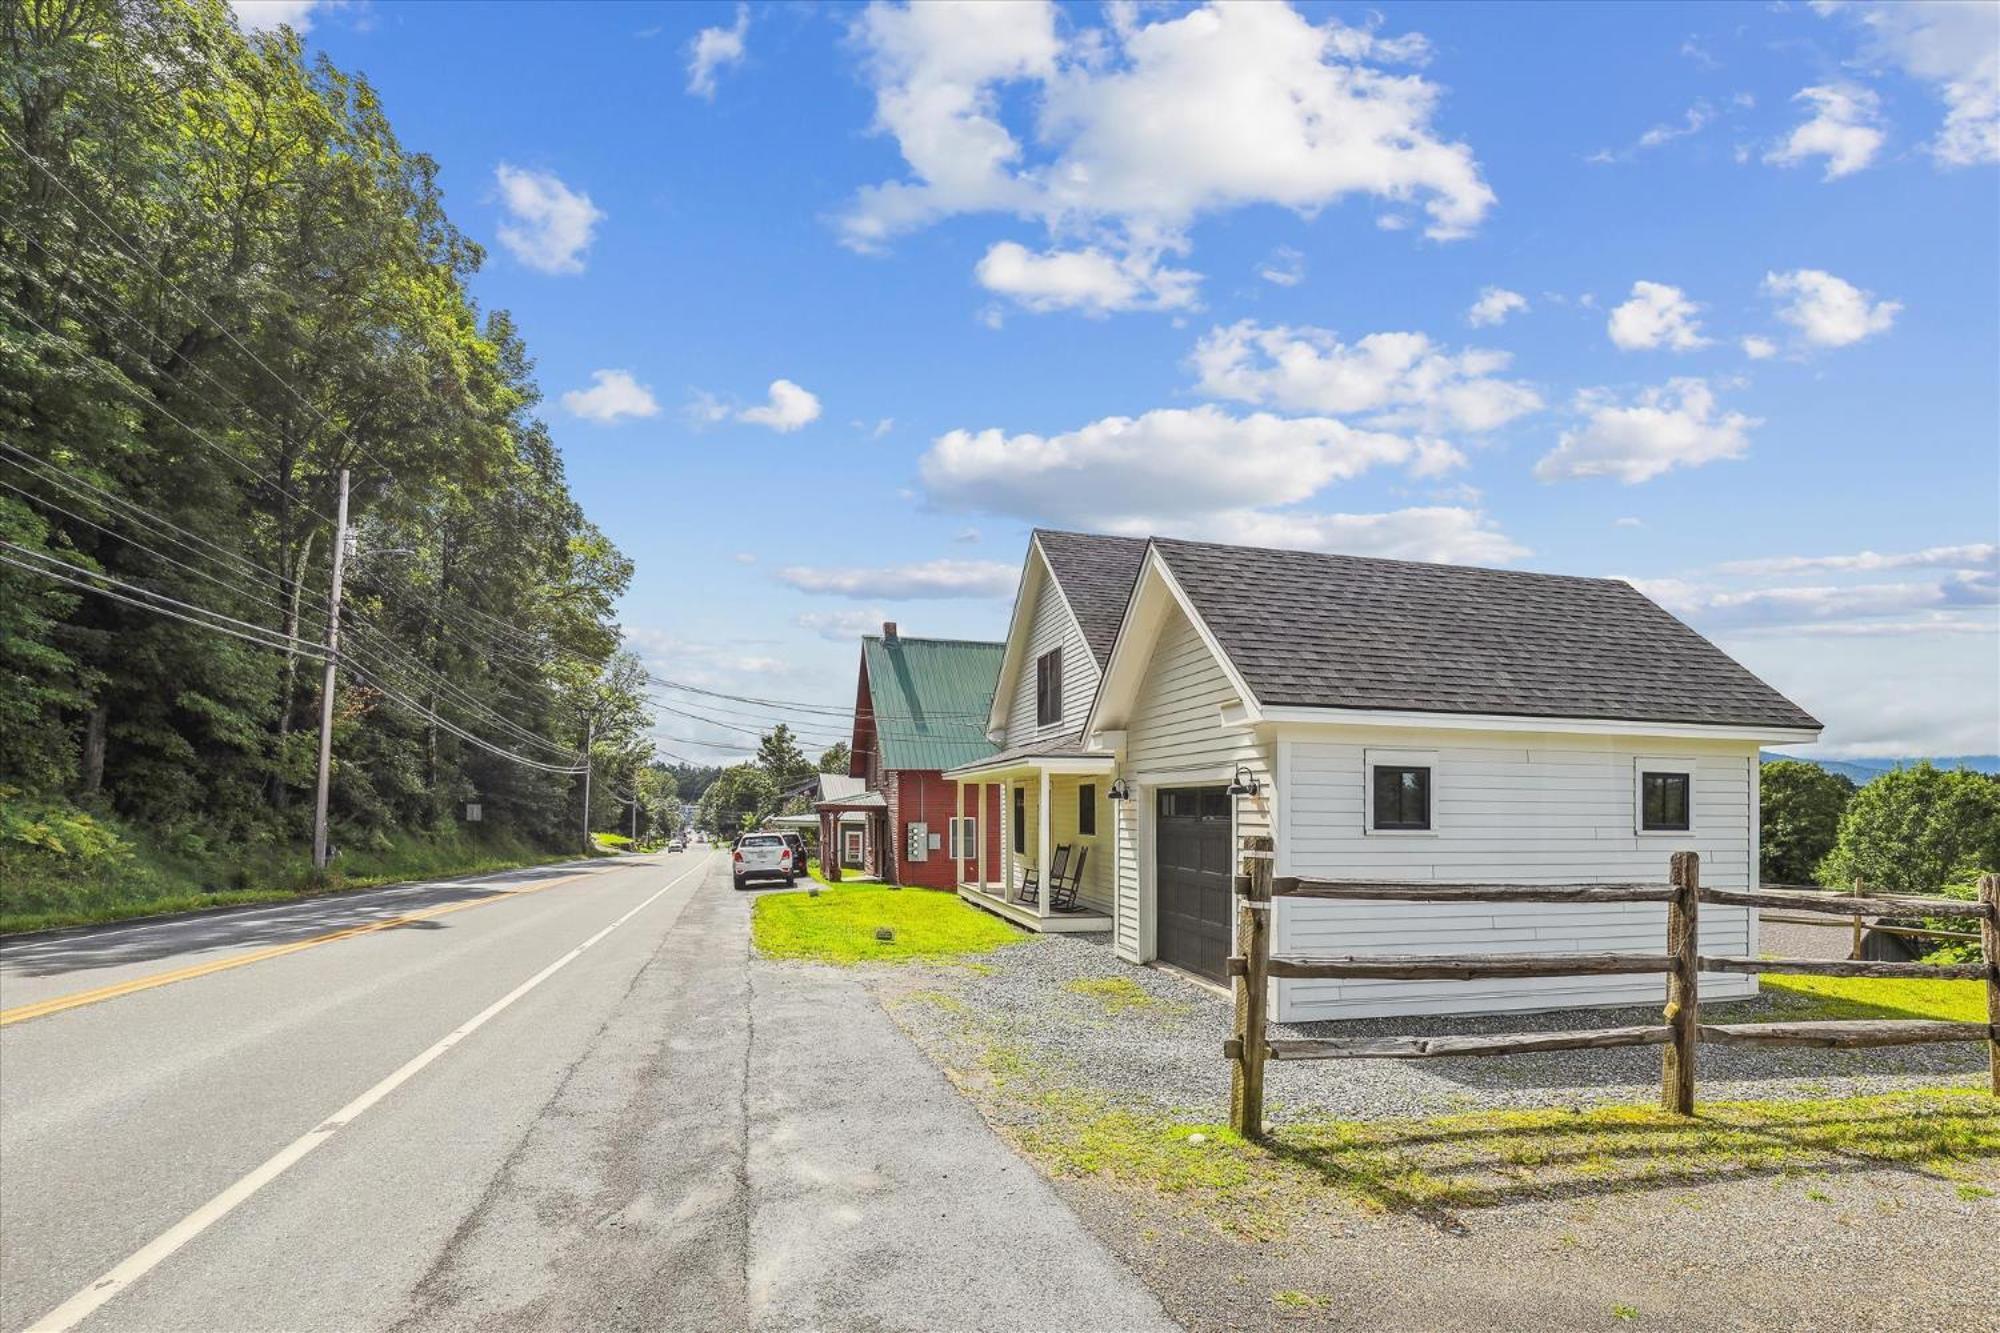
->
[732,833,796,890]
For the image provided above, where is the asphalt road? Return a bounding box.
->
[0,851,1175,1333]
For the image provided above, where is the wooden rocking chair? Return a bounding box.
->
[1015,843,1070,905]
[1048,845,1090,912]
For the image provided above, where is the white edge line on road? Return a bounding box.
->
[21,851,714,1333]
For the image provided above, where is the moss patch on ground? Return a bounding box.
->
[1758,973,1987,1023]
[752,883,1023,963]
[1063,975,1192,1016]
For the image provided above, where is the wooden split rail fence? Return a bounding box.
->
[1225,838,2000,1138]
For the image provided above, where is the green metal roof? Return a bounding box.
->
[862,634,1004,772]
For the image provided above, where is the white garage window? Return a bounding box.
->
[1634,758,1696,834]
[1364,748,1438,835]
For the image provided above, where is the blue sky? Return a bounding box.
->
[248,0,1999,762]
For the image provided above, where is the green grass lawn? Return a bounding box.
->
[752,881,1022,963]
[1758,973,1987,1023]
[806,857,878,888]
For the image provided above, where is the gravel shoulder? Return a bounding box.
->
[863,929,1999,1332]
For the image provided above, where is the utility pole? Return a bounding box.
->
[312,468,350,872]
[581,713,595,853]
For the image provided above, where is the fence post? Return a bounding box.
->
[1980,873,1999,1097]
[1850,876,1865,961]
[1230,835,1274,1140]
[1662,851,1700,1116]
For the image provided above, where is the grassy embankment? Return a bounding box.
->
[753,874,1020,963]
[0,792,595,935]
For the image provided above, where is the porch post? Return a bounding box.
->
[1037,767,1053,916]
[977,782,989,892]
[1006,780,1016,895]
[955,778,967,888]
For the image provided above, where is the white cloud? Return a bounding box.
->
[1606,281,1709,351]
[1716,543,1997,577]
[1258,246,1306,287]
[1590,100,1718,163]
[687,4,749,99]
[1190,321,1542,434]
[1537,379,1756,484]
[1740,335,1778,360]
[776,559,1017,600]
[953,526,981,543]
[493,164,604,275]
[1628,543,1999,754]
[1166,506,1528,565]
[737,379,822,433]
[560,369,660,424]
[230,0,322,32]
[1761,268,1900,348]
[974,240,1199,314]
[1816,0,1999,167]
[1765,84,1885,180]
[919,404,1453,527]
[797,608,894,641]
[1632,571,1996,631]
[1465,286,1527,327]
[732,552,758,565]
[843,2,1493,306]
[1614,516,1645,528]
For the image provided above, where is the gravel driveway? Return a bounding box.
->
[894,930,1988,1123]
[867,928,1997,1332]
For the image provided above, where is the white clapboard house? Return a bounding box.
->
[944,530,1822,1020]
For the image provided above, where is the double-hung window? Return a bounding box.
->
[949,816,979,860]
[1035,648,1063,727]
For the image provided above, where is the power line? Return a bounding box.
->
[0,544,323,658]
[343,663,585,775]
[1,542,589,776]
[0,443,319,607]
[1,123,580,546]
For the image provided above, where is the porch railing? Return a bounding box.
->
[1225,840,2000,1138]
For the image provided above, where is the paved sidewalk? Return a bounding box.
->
[391,860,1176,1332]
[748,957,1177,1332]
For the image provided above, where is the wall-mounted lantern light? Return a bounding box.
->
[1226,765,1261,797]
[1107,777,1132,802]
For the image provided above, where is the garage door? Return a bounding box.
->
[1155,787,1232,983]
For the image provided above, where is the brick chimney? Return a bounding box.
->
[883,621,899,643]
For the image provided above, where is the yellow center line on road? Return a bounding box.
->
[0,859,665,1029]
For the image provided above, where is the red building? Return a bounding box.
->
[817,624,1003,889]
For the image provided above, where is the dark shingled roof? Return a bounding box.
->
[1150,537,1820,731]
[1035,529,1149,667]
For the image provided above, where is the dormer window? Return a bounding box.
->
[1035,647,1063,727]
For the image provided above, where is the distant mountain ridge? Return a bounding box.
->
[1760,753,2000,784]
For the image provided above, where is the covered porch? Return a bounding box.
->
[945,741,1115,933]
[811,791,886,883]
